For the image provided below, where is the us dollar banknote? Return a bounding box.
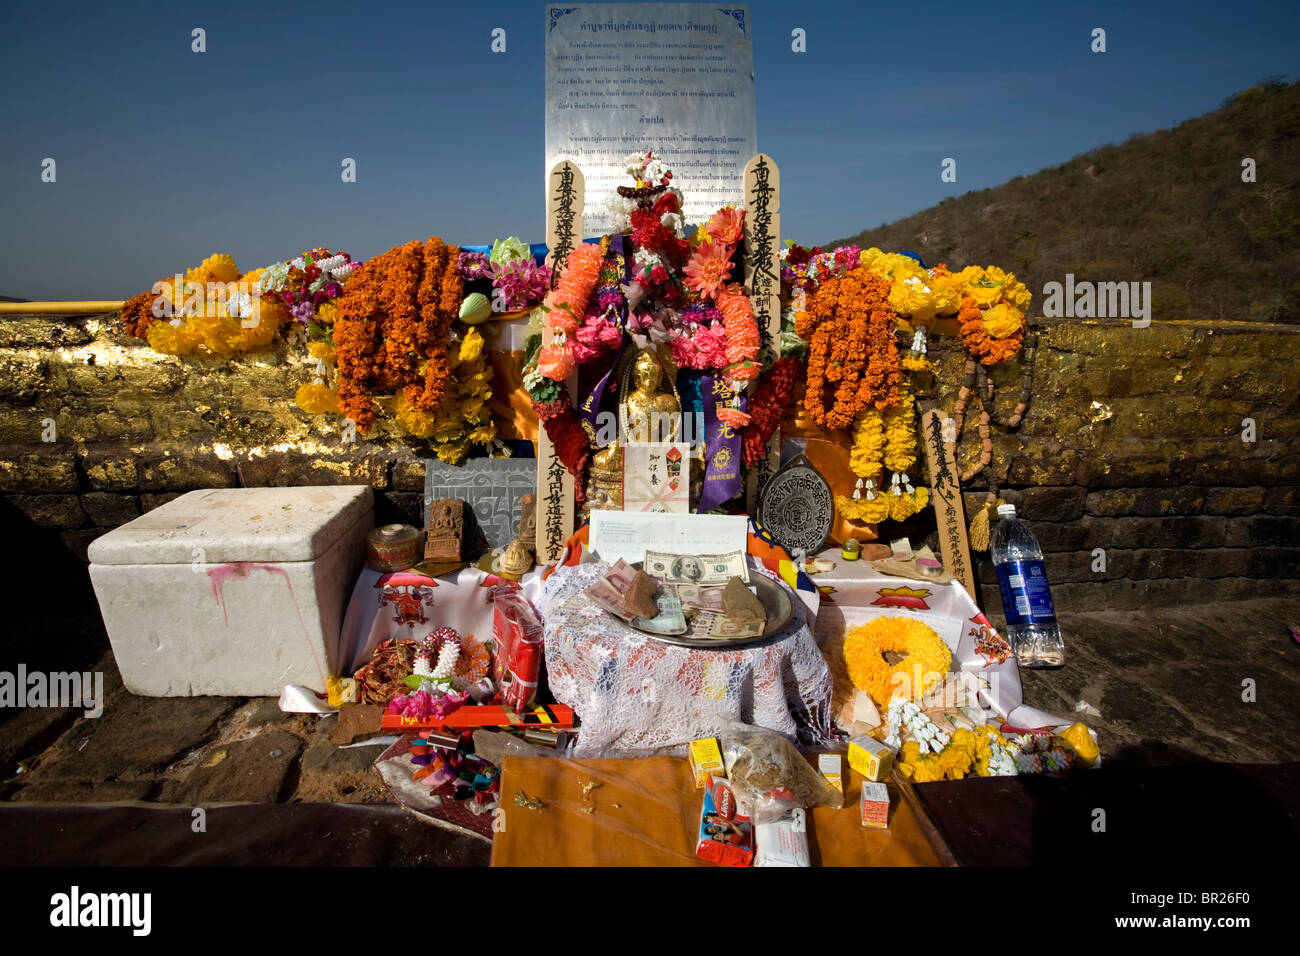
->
[644,550,748,586]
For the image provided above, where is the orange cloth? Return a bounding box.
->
[490,755,942,867]
[487,349,538,443]
[781,381,880,547]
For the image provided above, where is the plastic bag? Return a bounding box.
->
[719,720,843,824]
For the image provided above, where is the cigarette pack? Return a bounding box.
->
[848,736,895,782]
[860,781,890,829]
[688,737,726,788]
[696,776,754,867]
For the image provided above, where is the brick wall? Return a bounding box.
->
[1,312,1298,616]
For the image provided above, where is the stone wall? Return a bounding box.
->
[947,319,1300,613]
[1,312,1297,617]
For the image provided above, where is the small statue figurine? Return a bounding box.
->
[587,349,681,509]
[425,499,465,562]
[625,349,681,443]
[517,494,537,557]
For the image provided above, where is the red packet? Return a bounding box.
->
[492,587,544,711]
[696,776,754,867]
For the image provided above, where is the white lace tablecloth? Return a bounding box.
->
[541,562,833,756]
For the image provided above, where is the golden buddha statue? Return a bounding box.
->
[625,349,682,443]
[587,349,682,509]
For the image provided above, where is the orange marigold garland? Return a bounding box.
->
[540,242,603,381]
[801,267,902,430]
[380,240,423,390]
[333,236,463,431]
[334,253,385,430]
[120,289,161,339]
[958,294,1023,366]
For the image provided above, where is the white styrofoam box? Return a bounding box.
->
[88,486,374,697]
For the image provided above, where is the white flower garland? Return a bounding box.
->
[884,698,951,755]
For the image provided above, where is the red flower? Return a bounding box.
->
[741,357,800,465]
[535,398,590,500]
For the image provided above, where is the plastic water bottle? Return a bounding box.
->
[990,504,1064,668]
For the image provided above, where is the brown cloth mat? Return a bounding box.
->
[491,754,943,867]
[0,803,490,867]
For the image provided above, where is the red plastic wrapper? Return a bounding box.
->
[492,586,544,712]
[696,776,754,867]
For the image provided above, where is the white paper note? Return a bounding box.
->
[588,511,749,567]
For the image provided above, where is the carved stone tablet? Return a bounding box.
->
[757,454,833,558]
[425,458,538,552]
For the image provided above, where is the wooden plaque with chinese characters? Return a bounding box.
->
[743,153,781,511]
[920,409,977,600]
[536,159,584,564]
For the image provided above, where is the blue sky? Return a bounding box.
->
[1,0,1297,300]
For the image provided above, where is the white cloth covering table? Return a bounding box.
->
[540,561,833,756]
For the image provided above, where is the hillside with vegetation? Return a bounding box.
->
[833,79,1300,324]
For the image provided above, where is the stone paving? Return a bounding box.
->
[3,596,1298,811]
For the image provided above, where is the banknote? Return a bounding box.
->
[632,588,688,635]
[689,611,765,640]
[584,558,642,621]
[708,616,766,639]
[644,550,749,586]
[676,584,726,612]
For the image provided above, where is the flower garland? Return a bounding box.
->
[884,698,950,754]
[332,236,464,432]
[843,616,952,708]
[257,248,360,327]
[668,303,727,370]
[132,254,293,358]
[295,382,339,414]
[898,728,992,783]
[391,324,496,463]
[897,726,1079,783]
[540,241,604,381]
[716,282,760,387]
[414,627,462,684]
[120,289,161,339]
[521,243,602,493]
[487,238,552,311]
[799,267,902,431]
[958,294,1024,366]
[740,356,800,465]
[572,240,627,365]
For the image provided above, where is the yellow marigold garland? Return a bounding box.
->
[882,390,917,474]
[898,728,992,783]
[837,492,893,524]
[137,253,290,358]
[843,616,952,708]
[847,408,884,478]
[980,302,1024,340]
